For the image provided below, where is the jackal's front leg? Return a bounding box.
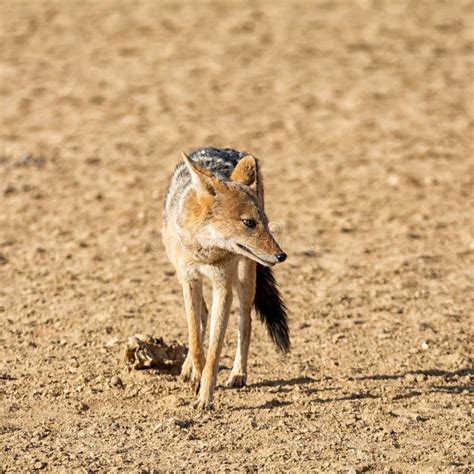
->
[195,280,233,410]
[181,297,208,382]
[181,278,205,393]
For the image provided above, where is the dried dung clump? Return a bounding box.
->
[124,334,187,372]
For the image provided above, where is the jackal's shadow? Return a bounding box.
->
[355,367,472,381]
[248,376,315,389]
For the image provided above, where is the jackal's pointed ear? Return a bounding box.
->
[182,152,217,197]
[230,155,258,191]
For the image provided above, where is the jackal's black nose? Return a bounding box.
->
[276,252,287,263]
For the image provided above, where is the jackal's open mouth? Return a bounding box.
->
[236,243,275,266]
[237,243,261,258]
[237,243,253,254]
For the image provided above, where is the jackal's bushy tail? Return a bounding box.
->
[254,264,290,353]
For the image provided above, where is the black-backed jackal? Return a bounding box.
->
[162,147,289,409]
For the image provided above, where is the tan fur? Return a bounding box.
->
[230,155,257,190]
[228,258,256,387]
[183,190,214,231]
[162,152,286,409]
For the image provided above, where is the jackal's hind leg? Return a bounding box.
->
[228,259,256,388]
[181,296,208,382]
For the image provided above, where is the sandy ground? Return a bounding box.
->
[1,0,473,472]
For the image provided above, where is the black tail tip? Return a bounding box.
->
[254,264,290,354]
[265,313,291,354]
[276,335,291,354]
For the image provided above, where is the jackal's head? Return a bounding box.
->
[182,153,287,267]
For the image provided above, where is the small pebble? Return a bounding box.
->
[174,418,193,429]
[77,401,90,412]
[420,340,429,350]
[33,461,47,470]
[4,184,17,196]
[387,174,400,187]
[173,397,187,408]
[105,337,120,348]
[110,375,123,388]
[405,373,416,383]
[341,224,355,233]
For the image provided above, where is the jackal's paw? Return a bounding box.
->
[180,367,192,383]
[180,355,193,382]
[191,374,201,395]
[227,373,247,388]
[193,398,214,411]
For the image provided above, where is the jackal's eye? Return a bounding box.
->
[242,218,256,228]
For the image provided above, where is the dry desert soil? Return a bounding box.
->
[1,0,473,472]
